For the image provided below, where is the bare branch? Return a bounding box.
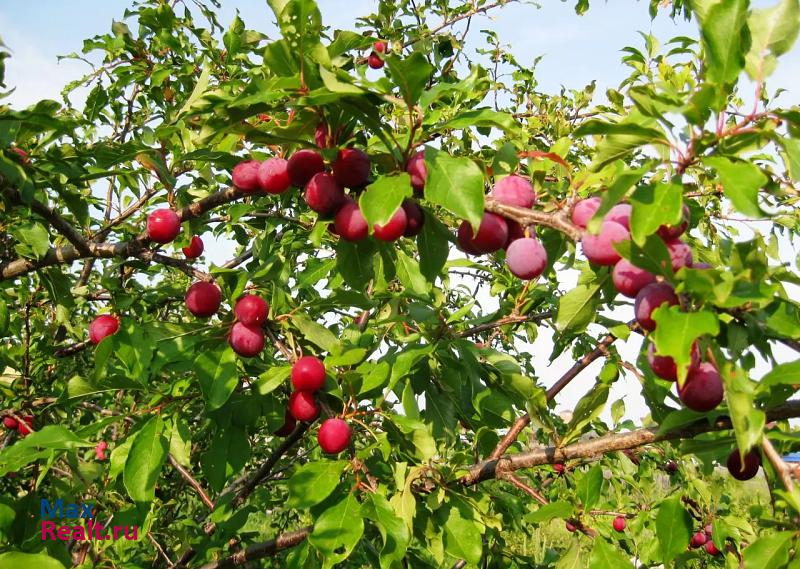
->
[195,525,313,569]
[168,455,215,510]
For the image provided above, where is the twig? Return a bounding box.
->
[762,437,796,493]
[168,455,215,510]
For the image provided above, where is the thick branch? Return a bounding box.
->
[3,187,92,256]
[1,186,245,280]
[462,400,800,486]
[195,526,313,569]
[484,197,583,241]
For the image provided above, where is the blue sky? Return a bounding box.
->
[1,1,798,423]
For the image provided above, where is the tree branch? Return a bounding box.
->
[762,437,796,494]
[168,455,215,510]
[484,197,583,241]
[461,400,800,486]
[487,325,628,460]
[1,186,245,280]
[457,311,553,339]
[195,525,313,569]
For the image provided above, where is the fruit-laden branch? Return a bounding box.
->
[195,525,313,569]
[0,186,245,280]
[461,400,800,486]
[187,401,800,568]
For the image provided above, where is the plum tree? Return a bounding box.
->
[146,208,181,243]
[88,314,120,344]
[1,0,799,566]
[318,418,352,454]
[234,294,269,326]
[184,281,222,318]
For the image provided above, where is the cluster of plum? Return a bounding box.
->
[456,175,548,281]
[231,146,426,242]
[278,355,353,454]
[2,414,33,436]
[691,523,722,556]
[569,198,726,415]
[367,40,387,70]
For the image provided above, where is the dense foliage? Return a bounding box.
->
[1,0,800,567]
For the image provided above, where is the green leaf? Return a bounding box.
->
[424,147,485,231]
[629,181,683,245]
[721,363,765,455]
[759,360,800,389]
[396,250,430,295]
[309,492,364,568]
[123,416,168,506]
[287,460,348,509]
[0,552,65,569]
[12,221,50,257]
[743,532,795,569]
[359,174,412,227]
[386,52,433,106]
[195,346,239,410]
[363,494,409,569]
[0,426,92,476]
[779,136,800,181]
[200,424,250,492]
[176,59,211,119]
[526,500,575,523]
[438,109,518,133]
[587,163,649,233]
[555,269,608,334]
[574,119,666,139]
[656,495,692,563]
[291,312,339,352]
[614,234,673,278]
[255,365,292,395]
[417,211,451,282]
[443,504,482,565]
[699,0,750,85]
[576,464,604,511]
[564,383,611,446]
[652,307,720,384]
[704,157,766,217]
[588,539,634,569]
[336,239,375,289]
[556,541,584,569]
[575,115,667,171]
[745,0,800,80]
